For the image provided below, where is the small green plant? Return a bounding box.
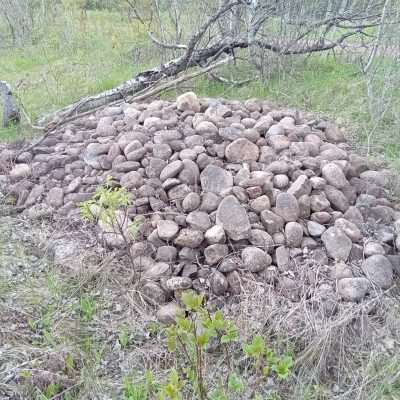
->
[80,176,143,280]
[145,291,295,399]
[79,295,97,321]
[123,370,157,400]
[118,325,131,348]
[243,335,293,382]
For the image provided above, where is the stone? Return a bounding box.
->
[285,222,303,247]
[324,185,349,212]
[25,184,45,207]
[166,277,193,291]
[330,262,353,280]
[337,278,370,301]
[200,192,221,212]
[210,270,228,295]
[249,229,274,252]
[120,171,143,189]
[334,218,361,242]
[174,229,204,248]
[157,302,182,325]
[200,165,233,194]
[176,92,201,112]
[226,271,241,295]
[321,227,352,261]
[325,123,345,143]
[157,220,179,241]
[143,262,171,280]
[260,210,284,234]
[364,241,385,257]
[160,160,184,181]
[307,221,326,237]
[242,247,271,273]
[204,244,229,265]
[225,138,259,162]
[273,174,289,189]
[216,195,251,240]
[249,195,270,213]
[310,194,330,212]
[46,187,64,208]
[10,163,31,180]
[219,256,241,273]
[205,225,226,244]
[322,163,348,189]
[182,192,201,212]
[362,255,393,289]
[287,175,311,198]
[186,211,211,232]
[275,193,300,222]
[156,246,178,262]
[142,282,166,305]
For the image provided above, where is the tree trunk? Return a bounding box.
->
[0,81,20,128]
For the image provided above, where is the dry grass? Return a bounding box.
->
[0,206,399,399]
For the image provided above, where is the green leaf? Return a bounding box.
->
[273,355,293,380]
[221,324,239,343]
[228,373,245,393]
[197,331,211,347]
[181,292,204,311]
[243,335,266,358]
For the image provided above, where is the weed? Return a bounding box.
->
[118,325,131,348]
[80,176,143,281]
[79,295,97,322]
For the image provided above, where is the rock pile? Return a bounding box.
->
[1,92,399,308]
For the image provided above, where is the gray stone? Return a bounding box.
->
[177,92,201,112]
[157,220,179,241]
[322,163,348,189]
[285,222,303,247]
[160,160,184,181]
[362,255,393,289]
[249,229,274,252]
[225,138,259,162]
[242,247,271,273]
[307,221,326,237]
[321,227,352,261]
[364,241,385,257]
[186,211,211,232]
[275,193,300,222]
[260,210,284,234]
[204,244,229,265]
[142,282,166,305]
[249,195,270,213]
[216,195,251,240]
[180,192,200,212]
[287,175,311,198]
[174,229,204,248]
[166,277,193,291]
[143,262,171,280]
[200,165,233,194]
[46,187,64,208]
[337,278,370,302]
[210,270,228,295]
[120,171,143,189]
[157,302,182,325]
[205,225,226,244]
[334,218,361,242]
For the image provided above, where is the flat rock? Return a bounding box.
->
[275,193,300,222]
[157,220,179,241]
[216,195,251,240]
[200,165,233,194]
[225,138,259,162]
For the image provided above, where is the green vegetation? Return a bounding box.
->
[1,6,399,168]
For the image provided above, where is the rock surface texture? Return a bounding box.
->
[1,92,399,315]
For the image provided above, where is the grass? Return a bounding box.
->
[1,6,399,166]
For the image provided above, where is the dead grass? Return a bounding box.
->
[0,207,399,399]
